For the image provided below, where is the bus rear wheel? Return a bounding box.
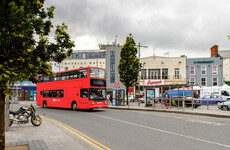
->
[71,102,77,111]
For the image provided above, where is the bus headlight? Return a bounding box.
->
[92,102,94,105]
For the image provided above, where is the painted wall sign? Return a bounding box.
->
[144,80,164,86]
[194,60,214,64]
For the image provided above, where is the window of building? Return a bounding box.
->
[64,67,68,70]
[148,69,160,79]
[141,69,147,79]
[201,66,206,75]
[213,77,218,86]
[162,69,168,79]
[190,66,195,75]
[201,77,207,86]
[111,63,115,71]
[190,77,195,85]
[82,53,86,59]
[110,51,115,57]
[174,68,180,79]
[72,53,77,59]
[110,73,115,83]
[212,66,218,75]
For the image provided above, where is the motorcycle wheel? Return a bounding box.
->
[9,120,13,127]
[31,115,42,126]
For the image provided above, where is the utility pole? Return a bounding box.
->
[137,42,148,106]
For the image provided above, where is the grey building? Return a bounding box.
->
[186,57,223,87]
[99,43,126,105]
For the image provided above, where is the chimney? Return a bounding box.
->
[211,45,218,57]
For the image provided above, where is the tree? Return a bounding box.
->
[118,34,139,105]
[0,0,75,149]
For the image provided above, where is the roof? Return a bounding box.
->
[218,50,230,58]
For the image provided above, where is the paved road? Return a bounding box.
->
[35,106,230,150]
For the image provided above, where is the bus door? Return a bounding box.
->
[79,88,89,108]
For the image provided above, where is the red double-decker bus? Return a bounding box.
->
[36,66,107,110]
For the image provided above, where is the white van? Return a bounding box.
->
[200,85,230,100]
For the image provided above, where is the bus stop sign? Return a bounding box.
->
[114,82,120,88]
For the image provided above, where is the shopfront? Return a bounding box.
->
[12,82,37,101]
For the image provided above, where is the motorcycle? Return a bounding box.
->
[9,104,42,127]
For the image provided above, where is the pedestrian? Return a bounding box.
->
[107,94,110,104]
[164,92,169,104]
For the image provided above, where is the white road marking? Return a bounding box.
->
[91,114,230,149]
[135,111,230,126]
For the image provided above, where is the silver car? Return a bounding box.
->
[218,100,230,111]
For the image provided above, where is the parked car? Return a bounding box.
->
[218,100,230,111]
[198,94,224,104]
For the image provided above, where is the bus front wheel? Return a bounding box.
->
[71,102,77,111]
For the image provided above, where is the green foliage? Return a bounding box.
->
[118,34,139,87]
[0,0,75,93]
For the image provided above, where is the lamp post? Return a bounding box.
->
[137,42,148,106]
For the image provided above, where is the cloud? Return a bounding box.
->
[45,0,230,57]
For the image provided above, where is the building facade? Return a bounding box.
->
[186,57,223,87]
[99,43,126,105]
[12,81,37,102]
[140,56,187,87]
[211,44,230,85]
[50,61,60,72]
[59,50,106,71]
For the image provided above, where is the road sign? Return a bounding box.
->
[114,82,120,88]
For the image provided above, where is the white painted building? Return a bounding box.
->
[59,50,106,71]
[140,55,187,87]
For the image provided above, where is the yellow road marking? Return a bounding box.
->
[41,115,111,150]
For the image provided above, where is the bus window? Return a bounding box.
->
[55,73,61,81]
[44,76,49,82]
[49,75,54,81]
[89,88,106,100]
[50,90,57,97]
[43,90,49,97]
[61,72,69,80]
[38,76,44,82]
[80,89,88,97]
[79,69,87,78]
[57,90,63,97]
[70,70,80,79]
[40,91,42,96]
[90,68,105,78]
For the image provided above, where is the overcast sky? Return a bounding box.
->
[45,0,230,58]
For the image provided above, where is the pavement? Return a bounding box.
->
[5,101,97,150]
[5,100,230,150]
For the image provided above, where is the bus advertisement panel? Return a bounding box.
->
[36,67,107,110]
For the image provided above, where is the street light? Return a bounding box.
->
[137,42,148,107]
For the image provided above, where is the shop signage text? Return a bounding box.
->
[194,60,214,64]
[144,80,164,86]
